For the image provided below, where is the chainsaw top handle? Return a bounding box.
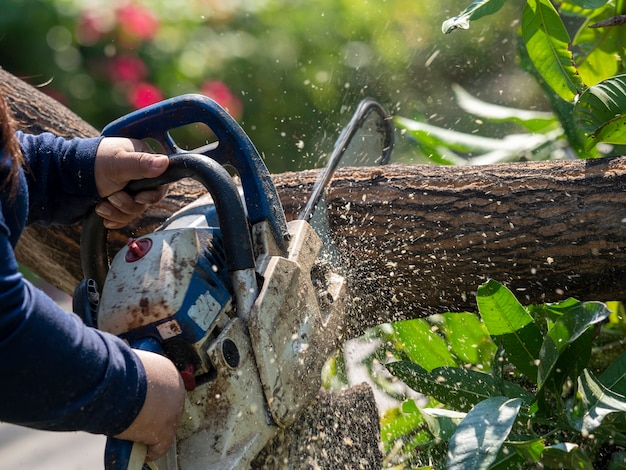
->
[81,153,254,290]
[101,94,289,251]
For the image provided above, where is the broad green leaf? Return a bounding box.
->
[477,280,533,335]
[385,361,530,411]
[522,0,585,101]
[574,75,626,150]
[528,297,584,324]
[541,442,594,470]
[572,13,622,86]
[507,437,545,462]
[395,116,560,161]
[446,397,522,470]
[380,399,431,452]
[395,117,511,154]
[574,369,626,432]
[537,301,610,387]
[390,319,457,372]
[442,0,506,33]
[452,84,558,132]
[442,312,496,369]
[600,349,626,396]
[477,280,543,382]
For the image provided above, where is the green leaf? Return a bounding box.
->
[477,280,543,382]
[477,280,533,335]
[390,319,457,371]
[442,0,506,33]
[541,442,594,470]
[574,75,626,150]
[452,84,558,132]
[522,0,585,101]
[572,11,622,86]
[395,117,511,154]
[385,361,530,412]
[446,397,522,470]
[574,369,626,432]
[442,312,496,370]
[395,116,560,164]
[537,301,610,387]
[380,399,431,452]
[600,349,626,396]
[507,437,545,462]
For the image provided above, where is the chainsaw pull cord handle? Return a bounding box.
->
[84,154,257,470]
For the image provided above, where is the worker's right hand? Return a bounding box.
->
[114,350,185,462]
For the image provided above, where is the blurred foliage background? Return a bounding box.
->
[0,0,546,173]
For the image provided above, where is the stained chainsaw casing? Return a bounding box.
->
[97,227,233,377]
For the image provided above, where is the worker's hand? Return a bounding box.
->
[94,137,170,229]
[115,350,185,462]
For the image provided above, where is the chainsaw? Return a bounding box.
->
[73,94,393,469]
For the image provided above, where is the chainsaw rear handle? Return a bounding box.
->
[81,153,254,290]
[102,94,288,251]
[105,337,163,470]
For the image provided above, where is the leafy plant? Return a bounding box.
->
[364,280,626,469]
[398,0,626,162]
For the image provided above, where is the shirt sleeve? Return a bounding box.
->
[0,205,147,435]
[17,131,104,225]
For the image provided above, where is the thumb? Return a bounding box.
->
[117,152,169,182]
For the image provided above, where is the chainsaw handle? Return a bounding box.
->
[81,153,254,290]
[105,337,163,470]
[102,94,288,250]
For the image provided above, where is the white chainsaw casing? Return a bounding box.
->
[248,219,346,427]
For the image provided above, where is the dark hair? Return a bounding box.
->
[0,87,23,198]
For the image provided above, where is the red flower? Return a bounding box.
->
[128,82,164,109]
[108,55,148,83]
[201,80,242,119]
[116,4,159,42]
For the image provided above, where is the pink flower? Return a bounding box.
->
[201,80,242,119]
[107,55,148,83]
[116,4,159,42]
[128,82,164,109]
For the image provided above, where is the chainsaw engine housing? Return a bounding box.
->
[97,226,233,379]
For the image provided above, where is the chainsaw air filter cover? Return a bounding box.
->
[97,227,232,354]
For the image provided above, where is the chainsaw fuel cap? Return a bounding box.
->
[125,237,153,262]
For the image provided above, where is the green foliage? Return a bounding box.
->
[1,0,526,173]
[399,0,626,162]
[352,280,626,468]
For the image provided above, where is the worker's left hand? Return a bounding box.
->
[94,137,170,229]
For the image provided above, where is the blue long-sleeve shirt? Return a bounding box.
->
[0,132,147,435]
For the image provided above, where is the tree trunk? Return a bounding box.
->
[4,68,626,466]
